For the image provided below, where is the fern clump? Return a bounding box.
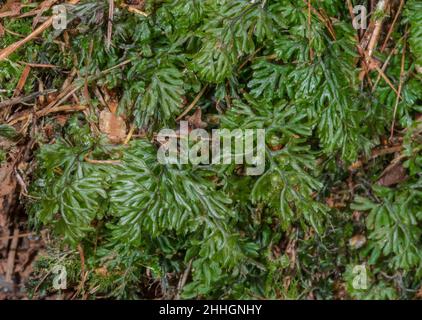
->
[0,0,418,299]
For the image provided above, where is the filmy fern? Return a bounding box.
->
[19,0,422,299]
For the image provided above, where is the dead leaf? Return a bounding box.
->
[285,232,297,270]
[0,23,4,38]
[378,162,407,187]
[0,1,21,19]
[352,211,363,222]
[0,163,17,228]
[125,0,145,9]
[367,57,381,71]
[107,98,119,114]
[416,286,422,299]
[187,108,207,129]
[55,114,69,127]
[205,114,219,126]
[95,266,108,277]
[349,160,363,171]
[43,124,54,139]
[32,0,57,29]
[326,196,335,208]
[13,65,31,97]
[46,91,58,104]
[99,110,127,143]
[333,281,347,300]
[349,234,366,249]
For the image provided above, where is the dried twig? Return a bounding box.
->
[390,40,406,141]
[372,32,408,91]
[107,0,114,50]
[18,9,44,19]
[33,251,72,295]
[124,124,135,145]
[366,0,389,60]
[2,27,25,38]
[307,0,314,62]
[0,0,81,61]
[84,155,121,165]
[120,3,148,17]
[77,244,85,279]
[374,64,401,97]
[302,0,336,40]
[0,17,53,62]
[8,104,87,125]
[33,0,58,29]
[13,65,31,97]
[372,145,403,158]
[5,228,19,284]
[349,144,403,170]
[0,230,45,242]
[18,61,57,68]
[0,89,57,109]
[0,2,21,19]
[175,259,193,300]
[176,85,208,121]
[36,59,132,116]
[380,0,405,52]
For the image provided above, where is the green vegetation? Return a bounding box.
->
[0,0,421,299]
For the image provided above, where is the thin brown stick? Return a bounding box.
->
[0,0,80,61]
[120,3,148,17]
[307,0,314,62]
[77,244,85,279]
[346,0,362,40]
[124,124,135,145]
[374,64,400,96]
[380,0,405,52]
[13,65,31,97]
[390,41,406,141]
[2,27,25,38]
[154,133,212,142]
[8,104,87,125]
[43,84,80,113]
[349,145,403,170]
[0,11,19,18]
[107,0,114,50]
[0,3,21,19]
[33,0,58,29]
[238,47,262,71]
[18,9,43,19]
[33,271,51,295]
[372,32,408,91]
[0,17,53,62]
[346,0,355,26]
[39,104,87,116]
[0,230,45,242]
[347,0,374,84]
[100,58,132,74]
[38,59,132,116]
[18,61,57,68]
[176,85,208,121]
[0,89,57,109]
[175,259,193,300]
[5,228,19,283]
[372,145,402,158]
[360,20,376,51]
[318,8,336,40]
[302,0,336,40]
[366,0,389,60]
[84,156,121,165]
